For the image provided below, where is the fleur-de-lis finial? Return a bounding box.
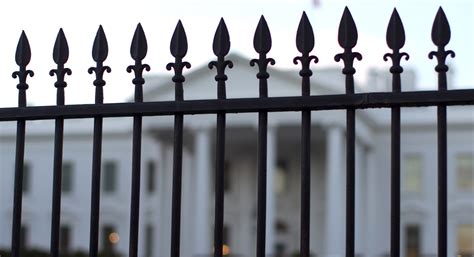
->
[127,23,150,102]
[250,15,275,88]
[13,31,34,90]
[293,12,318,78]
[166,20,191,101]
[293,12,318,96]
[166,20,191,83]
[49,28,72,90]
[383,8,410,77]
[334,7,362,77]
[209,18,233,99]
[88,25,111,104]
[12,31,34,107]
[428,7,455,74]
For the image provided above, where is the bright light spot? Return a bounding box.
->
[222,244,230,256]
[212,245,231,256]
[108,232,120,244]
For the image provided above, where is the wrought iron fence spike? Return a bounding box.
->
[92,25,109,63]
[130,23,147,61]
[212,18,230,57]
[53,28,69,65]
[12,31,34,96]
[253,15,272,54]
[431,7,451,47]
[170,20,188,58]
[15,31,31,67]
[428,7,455,74]
[296,11,314,54]
[386,8,405,50]
[335,7,361,76]
[338,7,358,49]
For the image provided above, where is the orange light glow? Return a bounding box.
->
[212,245,231,256]
[108,232,120,244]
[222,244,230,256]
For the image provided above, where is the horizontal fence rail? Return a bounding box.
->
[3,5,472,257]
[0,90,472,121]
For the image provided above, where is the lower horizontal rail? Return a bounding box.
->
[0,89,473,121]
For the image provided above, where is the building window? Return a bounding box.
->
[62,162,73,193]
[145,225,154,257]
[275,159,289,194]
[147,161,156,193]
[102,225,119,253]
[22,162,31,193]
[59,225,71,253]
[456,154,474,190]
[403,154,422,192]
[405,225,421,257]
[103,161,117,193]
[457,224,474,257]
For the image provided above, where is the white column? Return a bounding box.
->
[266,127,277,254]
[193,128,212,255]
[324,126,345,256]
[355,143,365,255]
[365,148,377,257]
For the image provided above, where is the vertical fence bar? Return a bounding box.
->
[11,31,34,257]
[209,19,233,257]
[429,8,455,257]
[335,7,362,257]
[126,23,150,257]
[49,29,71,257]
[250,16,275,257]
[384,9,409,257]
[166,21,191,257]
[293,12,318,257]
[87,26,111,257]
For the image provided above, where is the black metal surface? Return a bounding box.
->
[166,20,191,257]
[429,7,455,257]
[209,18,233,257]
[293,12,318,257]
[384,9,409,257]
[335,7,361,257]
[250,15,274,257]
[49,28,71,257]
[127,23,150,257]
[11,31,34,257]
[0,7,470,257]
[0,89,473,121]
[88,25,110,257]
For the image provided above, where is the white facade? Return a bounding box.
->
[0,55,473,257]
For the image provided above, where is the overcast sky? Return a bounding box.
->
[0,0,472,107]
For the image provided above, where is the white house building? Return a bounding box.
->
[0,54,473,257]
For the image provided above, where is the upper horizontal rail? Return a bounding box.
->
[0,89,472,121]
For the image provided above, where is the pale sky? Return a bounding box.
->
[0,0,472,107]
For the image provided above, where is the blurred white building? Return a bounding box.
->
[0,55,473,257]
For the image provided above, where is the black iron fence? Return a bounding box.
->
[2,6,473,257]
